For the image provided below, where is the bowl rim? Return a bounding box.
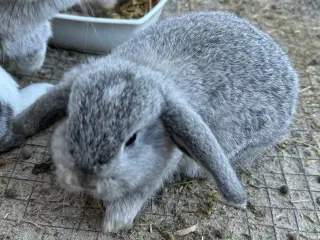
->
[54,0,168,24]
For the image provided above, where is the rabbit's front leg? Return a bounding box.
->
[3,22,51,73]
[12,45,47,73]
[103,195,146,233]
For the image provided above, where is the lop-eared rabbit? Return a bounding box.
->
[0,11,299,233]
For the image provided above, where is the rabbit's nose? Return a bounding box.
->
[86,183,97,190]
[79,177,97,190]
[70,177,78,186]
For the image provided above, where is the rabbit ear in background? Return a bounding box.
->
[161,98,247,208]
[18,83,54,114]
[14,78,74,139]
[0,78,74,153]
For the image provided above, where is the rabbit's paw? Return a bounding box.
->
[16,48,46,73]
[103,217,133,233]
[102,198,144,233]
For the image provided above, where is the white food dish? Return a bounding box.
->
[50,0,168,54]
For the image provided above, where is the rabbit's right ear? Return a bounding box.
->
[161,98,247,208]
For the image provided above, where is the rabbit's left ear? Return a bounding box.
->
[161,98,247,208]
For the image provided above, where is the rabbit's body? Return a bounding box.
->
[0,11,299,233]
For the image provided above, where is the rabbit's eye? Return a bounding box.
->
[125,133,137,147]
[69,148,75,156]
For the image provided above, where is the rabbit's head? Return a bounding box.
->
[51,60,247,206]
[51,62,173,201]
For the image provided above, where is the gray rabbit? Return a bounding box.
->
[0,0,79,149]
[0,11,299,233]
[0,0,79,73]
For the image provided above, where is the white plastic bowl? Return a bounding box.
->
[50,0,168,54]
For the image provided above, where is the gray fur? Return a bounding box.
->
[0,102,14,140]
[0,0,78,72]
[1,11,299,232]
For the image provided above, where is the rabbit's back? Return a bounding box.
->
[114,11,298,103]
[113,11,299,166]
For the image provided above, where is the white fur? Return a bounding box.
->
[0,67,21,115]
[19,83,54,113]
[0,66,54,116]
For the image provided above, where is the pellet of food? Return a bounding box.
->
[21,148,33,159]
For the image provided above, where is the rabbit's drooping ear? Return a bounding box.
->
[161,98,247,207]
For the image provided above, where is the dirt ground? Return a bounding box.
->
[0,0,320,239]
